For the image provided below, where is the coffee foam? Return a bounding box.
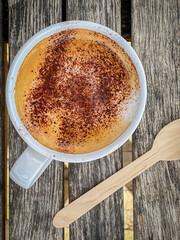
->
[119,92,140,122]
[15,29,140,154]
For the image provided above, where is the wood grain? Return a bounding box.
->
[132,0,180,239]
[0,1,5,239]
[66,1,124,239]
[8,1,64,239]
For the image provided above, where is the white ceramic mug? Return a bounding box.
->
[6,21,147,189]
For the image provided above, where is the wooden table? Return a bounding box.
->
[0,0,180,239]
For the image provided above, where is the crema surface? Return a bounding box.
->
[15,29,139,153]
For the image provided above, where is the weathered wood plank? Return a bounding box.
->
[0,1,5,239]
[8,1,64,239]
[132,0,180,239]
[67,1,124,240]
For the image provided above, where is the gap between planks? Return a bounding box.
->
[123,137,133,240]
[64,162,70,240]
[4,42,9,240]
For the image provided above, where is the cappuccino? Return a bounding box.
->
[15,29,139,153]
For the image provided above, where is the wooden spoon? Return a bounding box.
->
[53,119,180,228]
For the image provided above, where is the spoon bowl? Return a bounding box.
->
[152,119,180,161]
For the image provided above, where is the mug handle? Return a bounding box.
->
[10,146,53,189]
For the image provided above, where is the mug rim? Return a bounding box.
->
[6,20,147,162]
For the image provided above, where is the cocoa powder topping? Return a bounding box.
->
[25,29,133,147]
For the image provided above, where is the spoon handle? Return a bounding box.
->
[53,149,159,228]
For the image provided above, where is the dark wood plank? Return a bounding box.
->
[132,0,180,239]
[67,1,124,240]
[121,0,131,41]
[8,1,64,239]
[0,1,5,239]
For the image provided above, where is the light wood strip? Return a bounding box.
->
[123,138,133,240]
[0,1,5,239]
[4,42,9,240]
[64,162,69,240]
